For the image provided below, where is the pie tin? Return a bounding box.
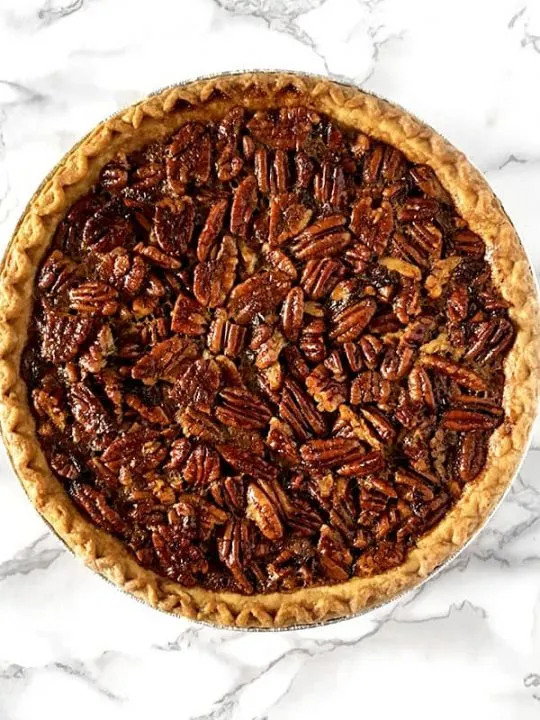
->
[3,70,539,632]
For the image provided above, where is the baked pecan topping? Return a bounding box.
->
[24,105,514,594]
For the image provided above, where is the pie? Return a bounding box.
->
[0,72,538,629]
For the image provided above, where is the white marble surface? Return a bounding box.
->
[1,0,540,718]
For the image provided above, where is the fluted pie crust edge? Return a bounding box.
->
[0,72,538,629]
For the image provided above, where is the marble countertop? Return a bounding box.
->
[1,0,540,718]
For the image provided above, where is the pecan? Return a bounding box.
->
[216,144,244,182]
[131,336,198,384]
[228,270,291,324]
[167,121,211,187]
[32,388,67,430]
[398,197,440,222]
[420,354,487,391]
[124,394,169,425]
[268,193,312,246]
[216,387,272,430]
[218,519,254,593]
[280,286,304,341]
[380,343,416,381]
[82,201,132,253]
[39,308,94,364]
[393,387,423,429]
[455,431,488,482]
[360,407,396,443]
[330,298,377,343]
[97,369,123,420]
[350,371,391,406]
[291,218,351,260]
[254,146,270,193]
[337,450,385,477]
[207,309,246,357]
[175,494,228,540]
[154,198,194,257]
[197,198,228,262]
[393,282,420,325]
[69,382,115,449]
[38,250,76,294]
[247,107,320,150]
[267,418,300,466]
[96,248,146,297]
[171,358,221,413]
[300,437,363,469]
[395,468,434,501]
[355,541,406,577]
[403,222,443,265]
[453,230,485,258]
[178,407,225,443]
[410,164,451,203]
[350,198,393,256]
[183,445,220,486]
[128,162,164,196]
[134,242,182,270]
[246,482,284,541]
[408,365,435,409]
[359,335,383,369]
[101,428,166,472]
[230,175,257,237]
[100,158,128,192]
[300,258,345,299]
[166,437,192,470]
[151,525,205,586]
[463,318,514,365]
[254,329,287,370]
[298,318,326,364]
[193,235,238,308]
[440,408,502,431]
[68,282,118,316]
[170,292,207,335]
[279,378,327,441]
[265,248,297,279]
[305,364,347,412]
[216,443,277,481]
[51,451,80,480]
[324,350,346,381]
[318,525,353,581]
[71,483,127,536]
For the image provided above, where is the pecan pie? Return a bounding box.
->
[0,73,538,628]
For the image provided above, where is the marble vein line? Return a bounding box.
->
[508,5,540,54]
[208,0,331,22]
[0,534,64,583]
[524,673,540,702]
[0,656,123,704]
[38,0,86,25]
[497,153,529,170]
[189,598,485,720]
[0,80,45,106]
[208,0,405,86]
[508,6,526,29]
[208,0,334,77]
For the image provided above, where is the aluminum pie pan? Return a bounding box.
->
[3,69,538,632]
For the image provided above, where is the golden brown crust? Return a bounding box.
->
[0,71,538,629]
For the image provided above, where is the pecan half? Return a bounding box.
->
[228,270,291,324]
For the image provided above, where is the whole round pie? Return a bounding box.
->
[0,72,538,628]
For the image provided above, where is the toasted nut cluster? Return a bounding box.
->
[23,105,514,594]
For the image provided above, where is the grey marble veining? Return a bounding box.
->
[0,1,539,718]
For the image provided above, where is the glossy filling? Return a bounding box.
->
[23,106,514,593]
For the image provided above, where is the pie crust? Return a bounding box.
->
[0,72,538,629]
